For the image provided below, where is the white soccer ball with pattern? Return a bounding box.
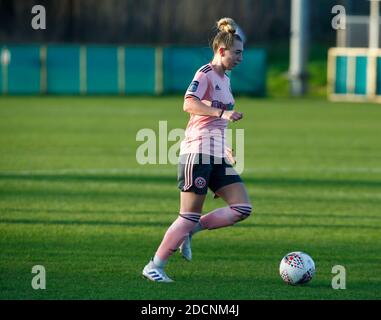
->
[279,251,315,285]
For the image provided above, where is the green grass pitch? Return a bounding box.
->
[0,96,380,299]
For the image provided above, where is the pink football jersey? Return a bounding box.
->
[180,63,235,158]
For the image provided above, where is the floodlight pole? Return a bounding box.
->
[369,0,380,48]
[289,0,310,96]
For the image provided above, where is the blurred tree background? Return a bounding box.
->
[0,0,369,97]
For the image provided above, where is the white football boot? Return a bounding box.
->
[179,234,192,261]
[142,260,174,283]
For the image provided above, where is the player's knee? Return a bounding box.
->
[230,203,253,221]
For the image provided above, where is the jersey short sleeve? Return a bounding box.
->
[185,70,209,100]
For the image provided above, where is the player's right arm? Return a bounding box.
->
[183,97,220,117]
[184,98,243,122]
[183,70,243,121]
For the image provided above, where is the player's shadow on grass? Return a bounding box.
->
[257,212,381,220]
[234,223,381,230]
[0,174,175,184]
[3,188,379,206]
[2,208,380,221]
[0,189,179,200]
[1,207,172,216]
[1,218,380,230]
[1,173,381,189]
[242,176,381,189]
[0,218,171,228]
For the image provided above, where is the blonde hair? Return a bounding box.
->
[212,17,242,53]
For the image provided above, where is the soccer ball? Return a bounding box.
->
[279,251,315,285]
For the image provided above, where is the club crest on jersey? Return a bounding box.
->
[188,81,199,93]
[194,177,206,189]
[215,84,221,90]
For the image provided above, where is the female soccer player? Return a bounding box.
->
[142,17,252,282]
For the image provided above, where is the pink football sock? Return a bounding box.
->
[199,203,252,230]
[154,212,200,262]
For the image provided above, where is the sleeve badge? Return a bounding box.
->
[187,81,199,93]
